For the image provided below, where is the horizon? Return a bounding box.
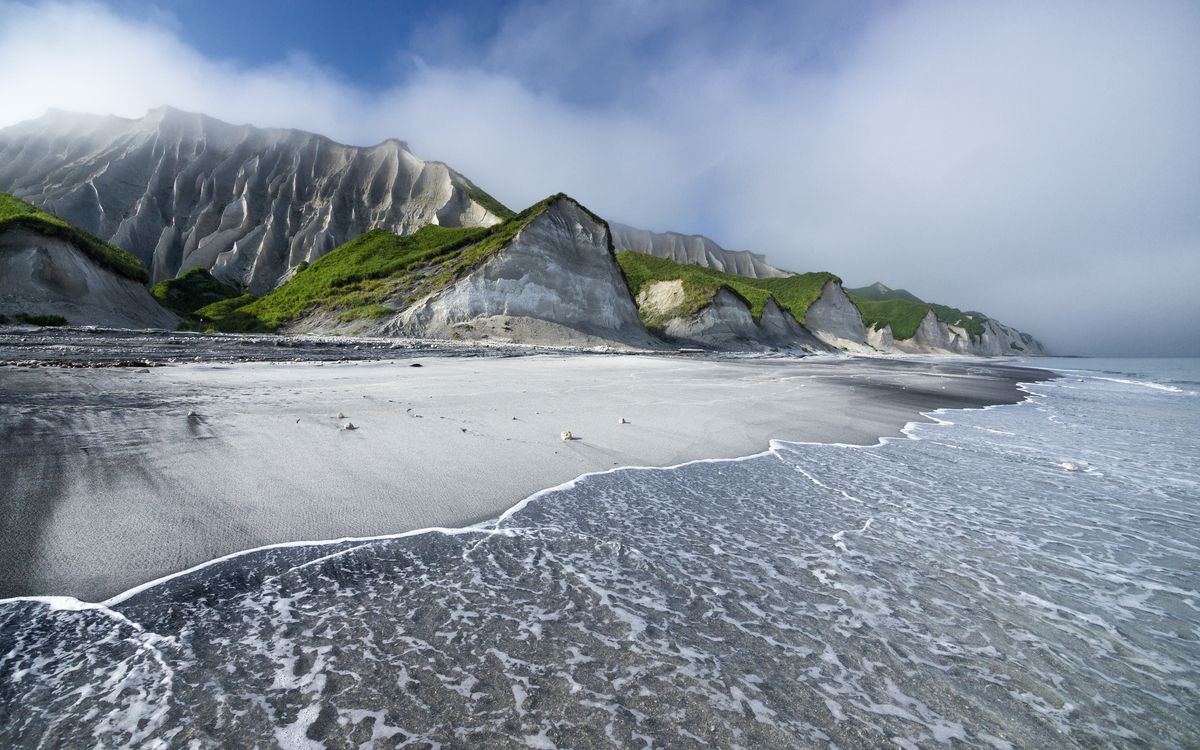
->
[1,0,1197,355]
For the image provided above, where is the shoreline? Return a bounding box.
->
[0,351,1052,602]
[21,378,1044,614]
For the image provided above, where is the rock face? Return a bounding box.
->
[875,311,1047,356]
[635,281,826,351]
[0,227,177,329]
[979,319,1047,356]
[385,197,658,349]
[803,281,873,351]
[610,223,791,279]
[0,107,507,293]
[655,290,825,351]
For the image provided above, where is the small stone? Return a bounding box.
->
[343,422,357,430]
[336,411,346,419]
[560,431,573,441]
[618,417,629,424]
[410,363,422,368]
[1057,462,1079,471]
[186,410,198,418]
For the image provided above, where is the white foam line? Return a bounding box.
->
[0,371,1054,616]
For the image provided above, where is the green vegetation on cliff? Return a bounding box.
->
[615,251,836,329]
[454,173,516,221]
[151,268,242,324]
[846,284,987,340]
[0,193,148,282]
[846,282,923,303]
[192,194,565,332]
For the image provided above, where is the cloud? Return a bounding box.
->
[1,0,1197,354]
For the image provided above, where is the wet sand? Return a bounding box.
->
[0,350,1049,601]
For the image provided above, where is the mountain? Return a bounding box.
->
[0,193,176,329]
[846,283,1046,355]
[0,107,511,293]
[0,107,1045,355]
[610,223,791,279]
[846,282,923,303]
[189,194,659,349]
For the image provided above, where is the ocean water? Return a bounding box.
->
[1,359,1198,749]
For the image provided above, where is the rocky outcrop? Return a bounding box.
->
[636,282,826,352]
[977,319,1047,355]
[803,280,873,351]
[0,227,177,329]
[0,107,507,293]
[383,197,659,349]
[877,311,1046,356]
[866,324,894,351]
[610,223,791,279]
[677,292,814,350]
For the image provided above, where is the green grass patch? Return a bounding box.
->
[615,251,836,330]
[846,283,923,303]
[850,297,987,340]
[0,192,148,282]
[191,293,262,332]
[194,194,568,332]
[150,267,242,321]
[845,281,988,340]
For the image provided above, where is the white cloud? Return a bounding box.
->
[1,0,1197,354]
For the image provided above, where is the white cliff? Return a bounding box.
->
[383,197,659,349]
[642,284,826,351]
[0,107,507,293]
[610,223,791,279]
[803,280,875,352]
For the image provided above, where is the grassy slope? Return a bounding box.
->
[847,283,923,303]
[195,194,562,332]
[849,295,987,340]
[0,193,148,282]
[615,251,836,329]
[150,267,242,320]
[454,172,516,221]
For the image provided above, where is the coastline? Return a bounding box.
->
[0,351,1051,602]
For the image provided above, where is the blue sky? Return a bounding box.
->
[98,0,883,103]
[102,0,510,89]
[1,0,1198,354]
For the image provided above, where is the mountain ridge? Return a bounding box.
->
[0,108,1046,354]
[0,106,509,293]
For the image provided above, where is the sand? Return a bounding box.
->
[0,353,1049,601]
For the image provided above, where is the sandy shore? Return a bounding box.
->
[0,353,1048,601]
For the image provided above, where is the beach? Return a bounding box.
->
[0,346,1046,601]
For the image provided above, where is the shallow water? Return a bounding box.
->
[1,360,1197,748]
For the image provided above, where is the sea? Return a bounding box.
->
[1,358,1197,749]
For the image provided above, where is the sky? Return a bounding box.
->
[1,0,1197,355]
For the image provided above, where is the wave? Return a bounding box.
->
[3,375,1198,749]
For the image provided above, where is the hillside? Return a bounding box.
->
[0,193,147,282]
[150,267,243,326]
[846,282,923,303]
[616,251,834,329]
[0,194,175,328]
[845,283,985,340]
[188,196,564,333]
[0,107,511,293]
